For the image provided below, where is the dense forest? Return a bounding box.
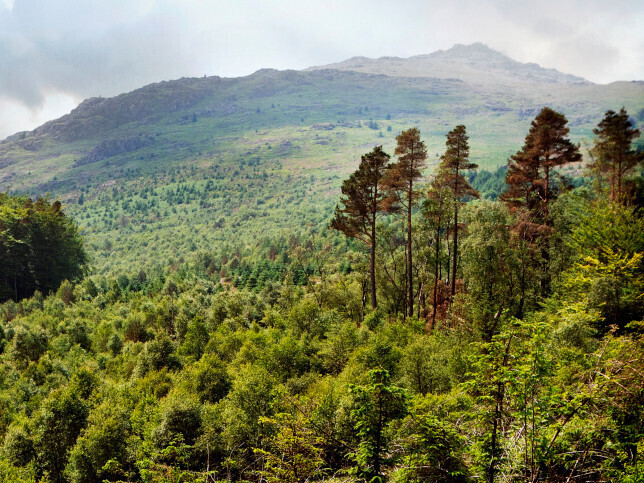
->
[0,106,643,482]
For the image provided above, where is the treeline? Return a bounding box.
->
[0,106,642,483]
[331,107,642,333]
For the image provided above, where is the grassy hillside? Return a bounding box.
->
[1,45,642,275]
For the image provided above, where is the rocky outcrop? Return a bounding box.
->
[74,135,154,166]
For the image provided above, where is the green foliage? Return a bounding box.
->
[65,400,132,483]
[398,333,465,395]
[349,369,408,481]
[190,353,231,403]
[563,200,644,331]
[0,103,642,482]
[254,411,325,483]
[0,194,88,302]
[461,201,519,339]
[153,391,202,449]
[32,387,89,482]
[394,412,469,482]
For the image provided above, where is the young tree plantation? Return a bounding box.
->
[0,102,642,483]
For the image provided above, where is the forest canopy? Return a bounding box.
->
[0,106,642,483]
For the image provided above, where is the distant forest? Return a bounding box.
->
[0,106,642,482]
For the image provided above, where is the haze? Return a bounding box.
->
[1,0,642,139]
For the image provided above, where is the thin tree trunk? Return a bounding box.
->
[451,202,458,297]
[407,181,413,318]
[375,396,383,478]
[488,333,514,483]
[611,161,616,201]
[431,224,440,330]
[445,231,451,287]
[544,164,550,221]
[451,166,459,298]
[518,246,526,320]
[541,236,551,297]
[617,153,623,200]
[370,221,377,309]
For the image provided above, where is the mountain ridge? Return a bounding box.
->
[307,43,591,86]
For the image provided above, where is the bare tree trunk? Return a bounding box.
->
[370,221,377,309]
[451,202,458,297]
[407,182,414,318]
[431,225,441,330]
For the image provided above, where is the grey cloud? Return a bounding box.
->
[0,0,642,136]
[0,0,206,106]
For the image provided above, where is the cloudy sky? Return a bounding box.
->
[1,0,643,139]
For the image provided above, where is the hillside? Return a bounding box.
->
[0,43,642,275]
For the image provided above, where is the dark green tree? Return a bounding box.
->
[590,107,643,203]
[0,194,88,302]
[330,146,392,309]
[349,369,408,481]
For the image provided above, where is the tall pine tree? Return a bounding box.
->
[383,128,427,318]
[435,125,479,297]
[501,107,581,226]
[331,146,392,309]
[590,107,642,203]
[501,107,580,297]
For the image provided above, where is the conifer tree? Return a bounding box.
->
[330,146,392,309]
[383,128,427,318]
[501,107,580,297]
[501,107,581,226]
[436,125,479,297]
[590,107,642,203]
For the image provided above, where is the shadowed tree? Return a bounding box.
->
[421,184,453,329]
[590,107,643,203]
[383,128,427,318]
[330,146,392,309]
[349,369,408,481]
[0,194,88,302]
[435,125,479,297]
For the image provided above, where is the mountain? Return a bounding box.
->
[308,43,590,86]
[0,43,642,275]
